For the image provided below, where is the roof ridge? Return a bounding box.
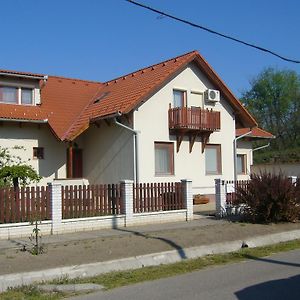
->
[49,75,103,85]
[104,50,198,84]
[0,68,104,84]
[0,68,45,77]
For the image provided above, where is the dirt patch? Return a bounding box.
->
[1,220,300,276]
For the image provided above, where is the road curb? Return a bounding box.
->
[1,229,300,292]
[38,283,103,293]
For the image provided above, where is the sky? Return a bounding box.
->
[1,0,300,97]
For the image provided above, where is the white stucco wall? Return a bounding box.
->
[81,123,134,184]
[0,122,67,185]
[0,121,134,186]
[134,63,236,195]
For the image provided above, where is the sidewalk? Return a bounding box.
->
[0,205,212,251]
[1,211,300,291]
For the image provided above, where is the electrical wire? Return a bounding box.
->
[126,0,300,64]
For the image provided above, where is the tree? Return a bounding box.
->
[0,146,41,189]
[241,68,300,161]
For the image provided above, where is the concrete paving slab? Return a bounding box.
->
[38,283,103,293]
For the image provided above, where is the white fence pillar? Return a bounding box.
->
[48,182,62,234]
[215,179,227,218]
[181,179,193,221]
[120,180,134,227]
[288,176,298,184]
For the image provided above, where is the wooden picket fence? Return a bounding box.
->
[0,186,51,224]
[133,182,184,213]
[0,181,187,224]
[62,184,122,219]
[226,180,250,205]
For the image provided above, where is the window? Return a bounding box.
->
[0,86,18,103]
[21,88,33,104]
[205,144,222,174]
[190,91,203,108]
[33,147,44,159]
[0,86,33,105]
[173,90,186,107]
[155,142,174,175]
[237,154,247,174]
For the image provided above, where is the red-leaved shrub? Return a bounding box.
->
[235,172,300,223]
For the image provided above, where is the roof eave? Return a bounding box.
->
[0,117,48,124]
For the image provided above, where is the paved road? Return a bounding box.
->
[70,249,300,300]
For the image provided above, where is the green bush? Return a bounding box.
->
[235,172,300,223]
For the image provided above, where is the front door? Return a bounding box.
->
[67,147,83,178]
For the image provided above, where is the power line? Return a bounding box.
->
[126,0,300,64]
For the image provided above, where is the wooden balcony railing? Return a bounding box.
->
[168,107,221,132]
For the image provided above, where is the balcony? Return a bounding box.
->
[169,107,220,132]
[168,107,221,152]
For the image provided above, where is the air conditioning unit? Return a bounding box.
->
[205,89,220,102]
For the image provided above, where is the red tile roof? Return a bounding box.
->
[0,50,258,141]
[64,50,257,140]
[65,51,200,140]
[0,103,47,121]
[41,76,102,140]
[236,127,275,139]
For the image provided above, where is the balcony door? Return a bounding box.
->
[173,90,186,108]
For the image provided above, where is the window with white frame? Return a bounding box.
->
[237,154,247,174]
[0,85,33,105]
[205,144,222,174]
[190,91,203,108]
[173,90,186,108]
[154,142,174,176]
[0,86,18,103]
[21,88,33,104]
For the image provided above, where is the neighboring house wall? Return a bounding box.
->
[0,122,67,185]
[236,140,252,180]
[134,63,235,195]
[251,163,300,177]
[81,123,134,184]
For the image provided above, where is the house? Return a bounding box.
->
[236,127,275,180]
[0,50,273,198]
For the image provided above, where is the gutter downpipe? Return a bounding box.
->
[252,142,270,152]
[249,142,271,171]
[234,130,252,183]
[113,117,139,184]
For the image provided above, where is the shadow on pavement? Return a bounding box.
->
[114,227,187,259]
[243,254,300,268]
[235,274,300,300]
